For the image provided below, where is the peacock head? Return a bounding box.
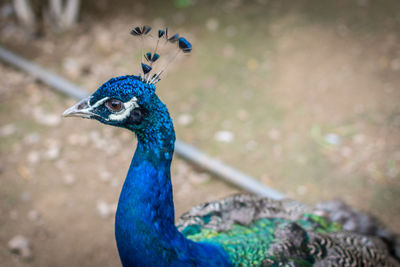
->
[63,75,156,131]
[63,26,191,141]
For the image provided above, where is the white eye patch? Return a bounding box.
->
[86,96,139,122]
[108,97,139,121]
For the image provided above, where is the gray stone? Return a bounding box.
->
[8,235,33,261]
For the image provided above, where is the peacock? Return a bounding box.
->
[63,26,400,267]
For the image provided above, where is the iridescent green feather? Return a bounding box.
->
[177,195,396,266]
[184,214,340,266]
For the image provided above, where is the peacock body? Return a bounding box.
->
[63,26,399,267]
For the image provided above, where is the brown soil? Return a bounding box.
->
[1,0,399,266]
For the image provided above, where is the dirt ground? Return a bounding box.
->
[1,0,400,266]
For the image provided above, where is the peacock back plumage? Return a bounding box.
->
[178,194,398,266]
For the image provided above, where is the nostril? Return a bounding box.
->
[77,100,89,110]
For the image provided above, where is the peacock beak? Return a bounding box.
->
[63,96,98,119]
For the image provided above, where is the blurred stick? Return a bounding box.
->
[13,0,36,30]
[49,0,80,30]
[0,45,286,200]
[49,0,63,19]
[13,0,81,33]
[63,0,80,28]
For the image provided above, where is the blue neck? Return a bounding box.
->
[115,126,231,267]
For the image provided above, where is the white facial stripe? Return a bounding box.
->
[108,97,139,121]
[90,97,110,109]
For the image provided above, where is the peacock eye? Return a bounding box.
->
[105,99,124,112]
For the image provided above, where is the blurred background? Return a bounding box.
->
[1,0,400,266]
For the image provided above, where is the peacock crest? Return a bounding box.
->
[129,25,192,85]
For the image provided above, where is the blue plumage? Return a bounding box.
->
[141,63,152,74]
[158,29,166,38]
[145,52,160,62]
[178,37,192,53]
[116,140,231,266]
[130,26,152,36]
